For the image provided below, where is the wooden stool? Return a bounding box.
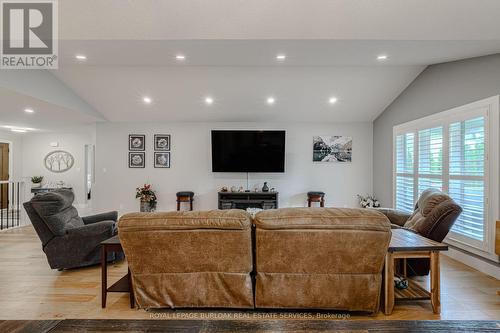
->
[307,191,325,207]
[176,191,194,211]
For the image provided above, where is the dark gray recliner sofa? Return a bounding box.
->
[24,189,124,270]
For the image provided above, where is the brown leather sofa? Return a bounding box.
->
[118,210,254,309]
[118,207,392,312]
[376,188,462,276]
[254,208,391,312]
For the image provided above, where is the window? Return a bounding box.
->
[393,96,498,254]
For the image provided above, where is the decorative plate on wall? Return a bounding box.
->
[44,150,75,173]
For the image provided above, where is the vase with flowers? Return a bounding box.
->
[357,194,381,208]
[136,184,157,212]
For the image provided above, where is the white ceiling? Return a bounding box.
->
[58,40,500,67]
[4,0,500,130]
[59,0,500,40]
[53,65,424,122]
[0,88,101,132]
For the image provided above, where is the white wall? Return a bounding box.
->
[374,54,500,206]
[93,121,373,215]
[21,125,96,207]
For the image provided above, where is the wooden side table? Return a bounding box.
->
[384,229,448,315]
[101,235,134,308]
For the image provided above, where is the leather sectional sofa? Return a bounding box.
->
[118,207,392,312]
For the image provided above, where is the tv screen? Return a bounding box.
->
[211,130,285,172]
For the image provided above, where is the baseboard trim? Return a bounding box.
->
[444,246,500,279]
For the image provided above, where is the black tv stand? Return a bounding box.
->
[218,192,278,210]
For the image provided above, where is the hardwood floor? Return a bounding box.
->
[3,319,500,333]
[0,226,499,321]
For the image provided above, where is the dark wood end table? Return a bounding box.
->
[101,235,134,308]
[384,228,448,315]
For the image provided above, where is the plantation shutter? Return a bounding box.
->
[395,133,415,212]
[448,116,486,241]
[417,126,444,194]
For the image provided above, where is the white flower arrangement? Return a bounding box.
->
[357,194,381,208]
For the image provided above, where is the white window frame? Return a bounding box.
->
[393,96,499,258]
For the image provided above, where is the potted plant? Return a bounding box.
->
[136,184,157,212]
[31,176,43,188]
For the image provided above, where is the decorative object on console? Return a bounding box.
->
[238,186,244,192]
[44,150,75,173]
[220,186,228,192]
[154,152,170,168]
[31,176,43,188]
[154,134,171,151]
[270,187,276,192]
[357,194,381,208]
[313,136,352,162]
[262,182,269,192]
[136,184,157,212]
[230,186,237,192]
[129,152,145,168]
[129,134,145,151]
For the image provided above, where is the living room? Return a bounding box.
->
[0,1,500,332]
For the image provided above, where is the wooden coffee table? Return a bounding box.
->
[384,229,448,315]
[101,235,134,308]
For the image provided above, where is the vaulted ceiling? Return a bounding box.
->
[2,0,500,131]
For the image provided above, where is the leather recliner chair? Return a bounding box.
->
[376,188,462,276]
[23,189,123,269]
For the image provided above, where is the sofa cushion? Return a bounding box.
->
[119,209,251,231]
[30,190,84,236]
[254,207,390,231]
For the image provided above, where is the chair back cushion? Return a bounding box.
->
[30,189,83,236]
[404,188,462,241]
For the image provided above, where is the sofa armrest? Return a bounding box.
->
[82,211,118,224]
[373,208,411,227]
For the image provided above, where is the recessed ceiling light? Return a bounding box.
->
[2,125,34,132]
[205,97,214,105]
[175,54,186,60]
[377,54,388,61]
[266,97,275,105]
[329,97,338,104]
[75,54,87,61]
[142,96,152,104]
[24,108,34,113]
[276,54,286,61]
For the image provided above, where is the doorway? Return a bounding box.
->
[84,144,95,202]
[0,143,9,209]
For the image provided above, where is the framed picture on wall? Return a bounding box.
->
[129,152,145,168]
[154,152,170,168]
[129,134,145,151]
[154,134,170,151]
[313,136,352,162]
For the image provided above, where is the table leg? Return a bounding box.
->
[430,251,441,314]
[128,267,134,308]
[101,245,107,308]
[384,251,394,315]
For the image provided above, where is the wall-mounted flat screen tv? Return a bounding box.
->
[211,130,286,172]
